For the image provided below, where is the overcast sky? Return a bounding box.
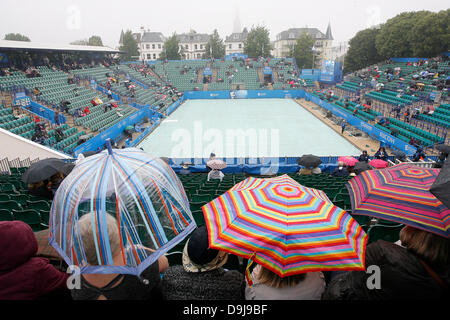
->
[1,0,448,48]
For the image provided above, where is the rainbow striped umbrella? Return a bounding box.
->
[203,175,367,280]
[50,144,196,275]
[347,163,450,238]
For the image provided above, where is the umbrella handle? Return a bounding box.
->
[105,139,114,155]
[245,252,257,287]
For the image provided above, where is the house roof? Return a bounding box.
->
[225,30,248,43]
[276,28,327,41]
[141,32,165,43]
[177,32,210,43]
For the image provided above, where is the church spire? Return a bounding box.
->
[325,22,333,40]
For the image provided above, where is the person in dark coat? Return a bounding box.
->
[374,147,388,161]
[161,226,245,300]
[331,162,349,177]
[358,151,370,163]
[0,221,70,300]
[322,226,450,300]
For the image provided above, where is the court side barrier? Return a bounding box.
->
[73,106,158,157]
[24,100,66,125]
[305,93,418,156]
[183,89,306,100]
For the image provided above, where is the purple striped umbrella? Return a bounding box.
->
[347,163,450,238]
[207,159,227,170]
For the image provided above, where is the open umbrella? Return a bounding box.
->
[391,150,406,161]
[203,175,367,281]
[49,142,196,275]
[430,160,450,209]
[354,162,373,175]
[339,156,359,167]
[369,159,388,169]
[21,158,66,184]
[297,155,322,168]
[207,159,227,170]
[347,163,449,238]
[436,144,450,154]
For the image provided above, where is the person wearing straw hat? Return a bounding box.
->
[161,226,245,300]
[323,226,449,300]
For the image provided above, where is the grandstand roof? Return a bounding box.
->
[0,40,120,53]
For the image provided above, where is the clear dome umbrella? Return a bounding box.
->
[49,140,196,276]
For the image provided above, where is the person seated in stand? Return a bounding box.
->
[412,146,425,162]
[374,147,388,161]
[322,226,450,300]
[331,162,349,177]
[161,226,244,300]
[179,163,192,175]
[245,263,325,300]
[0,221,71,300]
[358,150,370,163]
[71,213,168,300]
[83,106,90,115]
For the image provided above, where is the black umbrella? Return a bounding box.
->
[297,155,322,168]
[436,144,450,154]
[61,162,75,176]
[354,162,373,175]
[430,160,450,209]
[21,158,66,184]
[392,150,406,161]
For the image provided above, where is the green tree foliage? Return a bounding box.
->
[204,29,225,59]
[4,33,31,42]
[88,35,103,47]
[119,30,139,61]
[244,26,271,58]
[291,32,316,69]
[375,11,434,58]
[344,28,382,73]
[407,9,450,57]
[162,33,182,60]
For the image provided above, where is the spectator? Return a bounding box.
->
[83,106,90,115]
[0,221,70,300]
[71,213,168,300]
[331,162,349,177]
[374,147,388,161]
[179,164,192,175]
[207,169,224,182]
[27,180,53,200]
[358,151,370,163]
[299,167,313,175]
[323,226,450,300]
[54,111,60,127]
[341,120,347,134]
[311,166,322,175]
[412,146,425,162]
[245,264,325,300]
[161,226,244,300]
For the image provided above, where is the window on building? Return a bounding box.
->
[158,44,161,49]
[146,44,150,49]
[185,45,189,50]
[200,44,203,49]
[229,44,232,49]
[238,43,242,49]
[153,54,156,59]
[197,53,201,59]
[289,33,295,39]
[152,44,155,49]
[195,44,198,50]
[147,54,151,60]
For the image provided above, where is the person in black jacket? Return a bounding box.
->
[374,147,388,161]
[322,226,450,300]
[358,151,370,163]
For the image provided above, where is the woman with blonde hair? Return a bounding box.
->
[245,264,325,300]
[323,226,449,300]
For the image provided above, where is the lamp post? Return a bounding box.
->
[312,46,316,70]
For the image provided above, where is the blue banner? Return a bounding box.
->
[25,100,66,125]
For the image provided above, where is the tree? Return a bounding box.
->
[291,32,316,70]
[163,33,182,60]
[375,11,433,59]
[70,39,89,46]
[88,35,103,47]
[243,26,271,58]
[4,33,30,42]
[344,28,382,73]
[119,30,139,61]
[407,9,450,58]
[204,29,225,59]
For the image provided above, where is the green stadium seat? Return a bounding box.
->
[12,209,42,232]
[367,224,404,244]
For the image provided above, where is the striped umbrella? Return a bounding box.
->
[49,143,196,275]
[347,163,450,238]
[339,156,359,167]
[203,175,367,281]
